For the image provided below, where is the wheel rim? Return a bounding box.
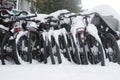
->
[87,35,102,64]
[2,40,15,63]
[17,36,29,62]
[106,38,117,62]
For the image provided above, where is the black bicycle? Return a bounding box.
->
[16,15,44,64]
[91,13,120,64]
[40,16,62,64]
[0,9,28,65]
[75,13,105,66]
[57,12,81,64]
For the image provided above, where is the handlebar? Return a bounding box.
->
[59,12,71,17]
[0,10,13,18]
[77,12,98,17]
[77,12,98,26]
[19,13,37,19]
[0,10,29,18]
[57,12,71,20]
[15,11,29,16]
[9,13,37,23]
[45,16,54,19]
[67,14,77,18]
[0,13,37,28]
[0,7,12,11]
[60,13,77,20]
[45,16,58,23]
[25,19,41,23]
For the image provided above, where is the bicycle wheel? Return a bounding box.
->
[28,31,41,63]
[77,33,88,65]
[51,36,62,64]
[59,35,71,61]
[30,31,43,62]
[67,34,81,64]
[35,32,44,62]
[42,40,47,64]
[1,32,20,65]
[86,34,105,66]
[48,40,56,64]
[17,34,30,62]
[42,37,55,64]
[104,33,120,64]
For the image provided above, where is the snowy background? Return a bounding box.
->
[82,0,120,13]
[0,0,120,80]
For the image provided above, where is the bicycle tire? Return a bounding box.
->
[51,36,62,64]
[1,32,20,65]
[17,34,30,62]
[86,34,105,66]
[77,33,88,65]
[42,36,55,64]
[28,31,39,64]
[43,40,48,64]
[59,35,71,61]
[104,33,120,64]
[48,40,55,64]
[13,39,21,64]
[34,32,44,62]
[68,34,81,64]
[28,31,43,63]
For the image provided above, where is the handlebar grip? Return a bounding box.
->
[0,10,14,18]
[26,19,41,23]
[68,14,77,18]
[0,10,29,18]
[19,14,37,20]
[58,17,64,20]
[16,11,28,16]
[45,16,54,20]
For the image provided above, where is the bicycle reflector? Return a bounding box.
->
[77,28,86,41]
[14,27,21,32]
[114,35,119,40]
[77,28,84,33]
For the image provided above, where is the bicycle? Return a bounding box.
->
[39,15,65,64]
[15,13,44,64]
[0,9,28,65]
[91,13,120,64]
[74,13,105,66]
[57,12,81,64]
[80,13,105,66]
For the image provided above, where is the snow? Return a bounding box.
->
[16,31,28,44]
[35,14,48,21]
[87,24,102,44]
[49,9,70,19]
[91,5,120,22]
[0,60,120,80]
[0,25,9,31]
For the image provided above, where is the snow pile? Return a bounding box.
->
[71,16,85,43]
[90,5,120,22]
[0,61,120,80]
[49,9,70,18]
[35,14,48,21]
[0,25,9,31]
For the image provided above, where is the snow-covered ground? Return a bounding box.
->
[0,58,120,80]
